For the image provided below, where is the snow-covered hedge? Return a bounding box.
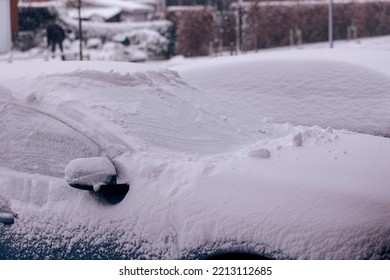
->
[228,1,390,50]
[167,6,214,57]
[61,17,172,38]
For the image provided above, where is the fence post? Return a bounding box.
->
[329,0,334,48]
[347,25,358,42]
[289,29,295,47]
[296,29,302,47]
[352,25,358,41]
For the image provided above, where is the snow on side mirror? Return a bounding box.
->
[64,157,129,196]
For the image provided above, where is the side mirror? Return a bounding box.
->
[65,157,129,196]
[0,213,15,225]
[0,195,16,225]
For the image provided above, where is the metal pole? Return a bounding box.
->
[0,0,12,54]
[160,0,167,13]
[236,0,243,54]
[161,0,166,13]
[329,0,333,48]
[78,0,83,60]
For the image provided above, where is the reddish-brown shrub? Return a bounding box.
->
[240,1,390,50]
[167,7,214,57]
[167,2,390,56]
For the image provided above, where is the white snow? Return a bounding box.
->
[86,38,103,49]
[248,148,271,159]
[0,48,389,259]
[60,16,171,38]
[67,7,122,21]
[82,0,154,13]
[292,132,303,147]
[64,157,116,189]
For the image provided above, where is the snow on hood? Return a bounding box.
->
[0,85,14,102]
[0,50,390,259]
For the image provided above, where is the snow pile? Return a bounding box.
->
[67,7,122,22]
[244,125,338,160]
[64,157,116,191]
[113,28,169,56]
[6,66,281,154]
[61,16,171,39]
[86,38,103,49]
[292,132,303,147]
[76,28,169,62]
[60,18,172,60]
[248,148,271,159]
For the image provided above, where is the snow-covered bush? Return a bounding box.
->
[113,29,169,56]
[92,41,126,61]
[60,17,173,58]
[87,38,103,49]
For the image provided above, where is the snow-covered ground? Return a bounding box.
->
[0,43,390,259]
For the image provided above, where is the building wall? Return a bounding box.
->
[11,0,19,34]
[0,0,12,53]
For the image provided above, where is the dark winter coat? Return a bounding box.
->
[47,23,65,45]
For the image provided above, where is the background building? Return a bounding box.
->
[0,0,12,53]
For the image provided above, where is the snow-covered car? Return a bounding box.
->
[0,49,390,259]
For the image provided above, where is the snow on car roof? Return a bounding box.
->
[83,0,154,13]
[67,7,122,21]
[174,49,390,137]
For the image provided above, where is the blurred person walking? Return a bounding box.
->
[46,21,66,60]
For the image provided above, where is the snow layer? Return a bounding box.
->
[82,0,154,13]
[67,7,122,21]
[65,157,116,189]
[175,49,390,137]
[0,88,102,177]
[0,49,390,259]
[61,16,171,39]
